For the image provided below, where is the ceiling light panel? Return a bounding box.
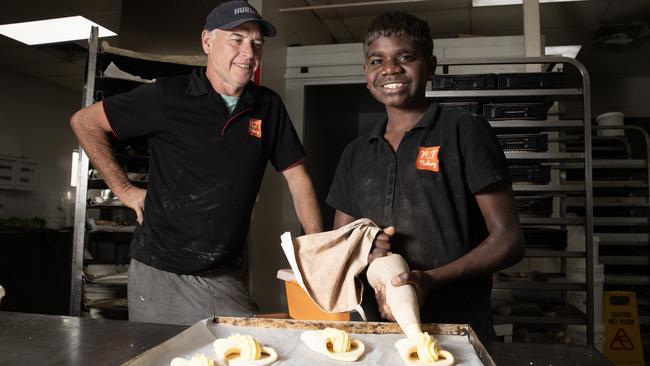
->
[0,16,116,45]
[473,0,589,7]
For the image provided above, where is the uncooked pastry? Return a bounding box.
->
[212,333,278,365]
[395,332,455,366]
[301,327,366,361]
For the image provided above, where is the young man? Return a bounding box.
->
[70,1,322,325]
[327,11,525,341]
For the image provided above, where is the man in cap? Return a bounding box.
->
[70,0,322,325]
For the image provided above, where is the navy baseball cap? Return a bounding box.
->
[205,1,277,37]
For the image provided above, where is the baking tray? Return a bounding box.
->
[439,101,481,114]
[483,103,551,120]
[124,316,495,365]
[508,164,551,184]
[496,72,563,89]
[431,74,497,90]
[497,133,548,152]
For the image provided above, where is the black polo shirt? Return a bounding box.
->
[103,68,305,274]
[327,102,509,339]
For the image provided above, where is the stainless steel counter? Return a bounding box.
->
[0,311,612,365]
[0,311,185,365]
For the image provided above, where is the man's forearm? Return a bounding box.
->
[283,164,323,234]
[293,189,322,234]
[430,183,525,285]
[70,109,133,198]
[290,176,322,234]
[425,225,525,289]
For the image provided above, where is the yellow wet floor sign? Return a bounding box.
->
[603,291,645,366]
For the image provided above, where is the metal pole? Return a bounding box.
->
[69,26,99,316]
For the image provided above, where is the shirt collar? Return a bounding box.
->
[368,101,440,142]
[186,67,211,96]
[186,67,257,108]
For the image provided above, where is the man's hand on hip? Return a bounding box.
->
[119,186,147,224]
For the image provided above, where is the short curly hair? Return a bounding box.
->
[364,11,433,60]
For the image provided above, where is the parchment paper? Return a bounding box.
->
[124,318,486,366]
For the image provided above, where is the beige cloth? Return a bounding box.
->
[280,218,381,314]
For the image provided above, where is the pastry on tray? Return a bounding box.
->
[213,333,278,365]
[395,332,454,366]
[301,327,365,362]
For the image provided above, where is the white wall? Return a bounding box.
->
[0,66,79,225]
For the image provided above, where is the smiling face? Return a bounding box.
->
[202,21,264,96]
[364,35,435,110]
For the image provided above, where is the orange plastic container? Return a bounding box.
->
[277,269,349,321]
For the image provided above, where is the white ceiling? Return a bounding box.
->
[0,0,648,91]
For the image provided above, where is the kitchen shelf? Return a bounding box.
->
[493,305,587,326]
[94,77,148,98]
[599,256,649,266]
[70,28,203,318]
[594,217,648,226]
[604,275,650,286]
[494,277,587,291]
[505,152,584,162]
[592,180,648,188]
[596,233,648,246]
[567,197,648,207]
[563,159,647,169]
[519,217,585,225]
[89,226,137,233]
[86,204,129,209]
[513,184,584,193]
[425,88,582,100]
[588,126,650,351]
[525,250,585,258]
[489,119,583,131]
[430,56,595,344]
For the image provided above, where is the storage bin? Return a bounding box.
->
[276,269,349,321]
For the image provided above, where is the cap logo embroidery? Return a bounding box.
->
[416,146,440,172]
[249,118,262,138]
[234,6,257,15]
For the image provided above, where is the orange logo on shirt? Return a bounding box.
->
[248,118,262,138]
[416,146,440,172]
